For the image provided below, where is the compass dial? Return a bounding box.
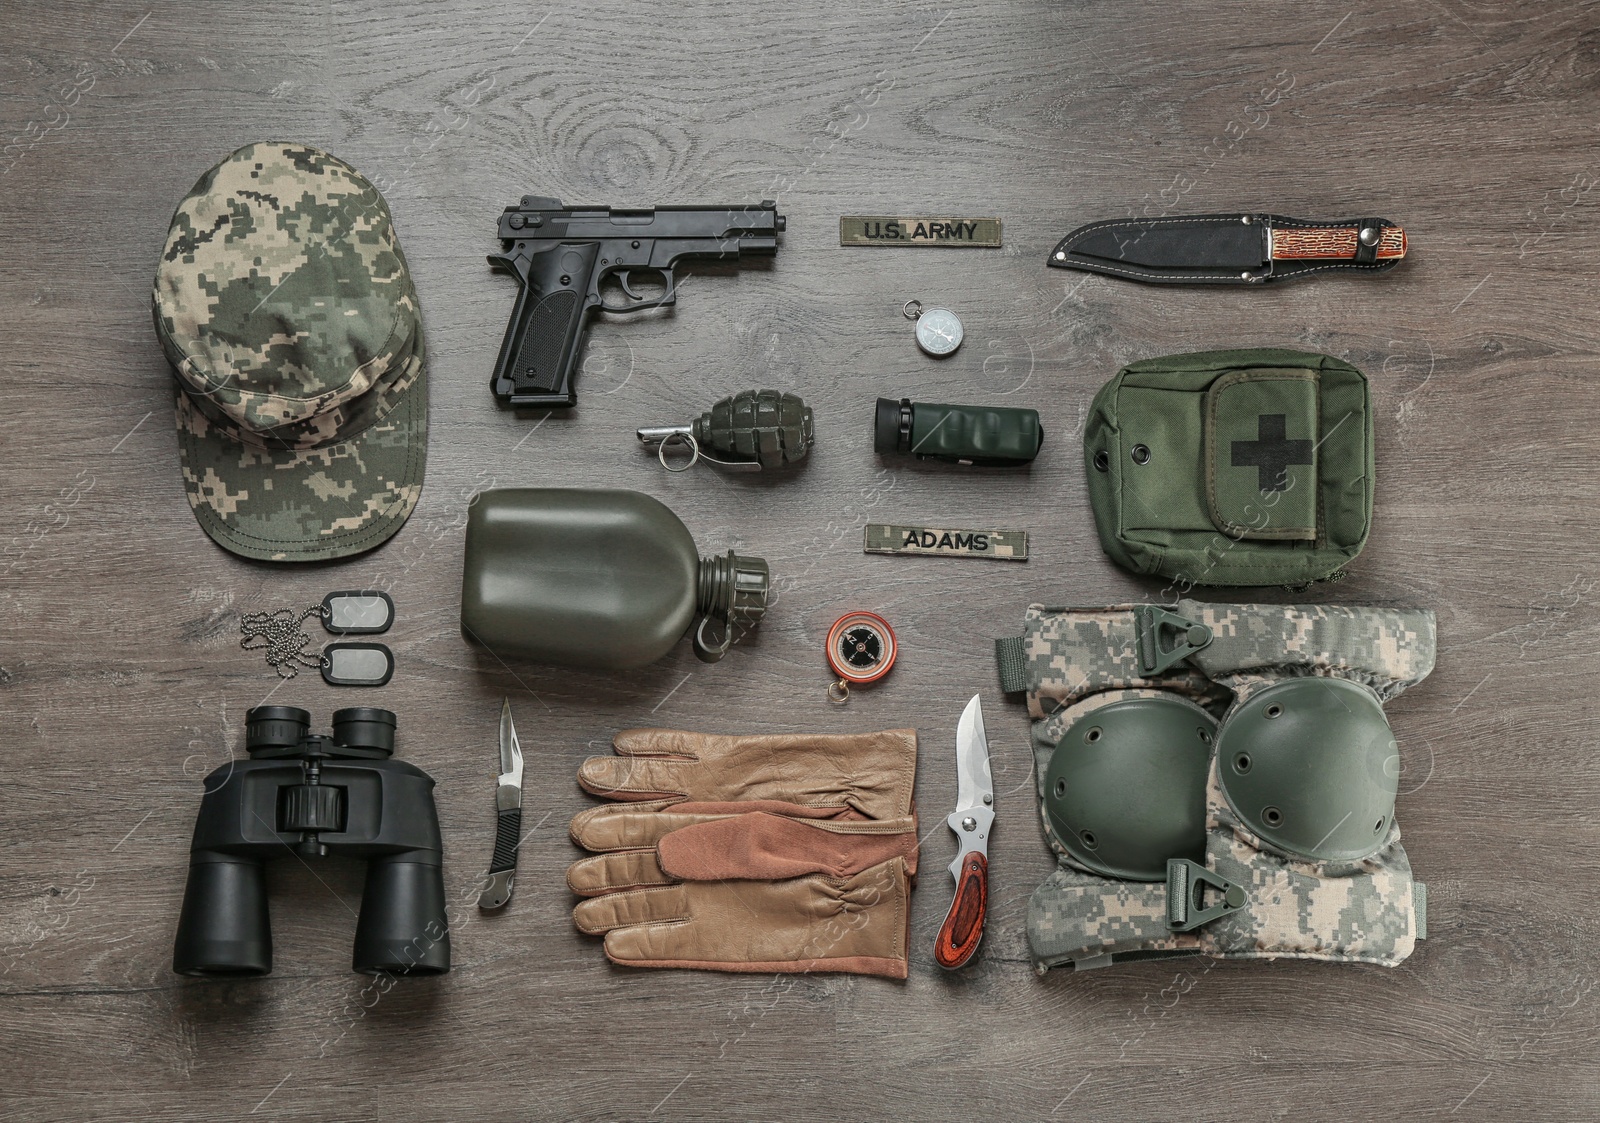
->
[914,308,964,357]
[840,625,882,668]
[826,611,897,685]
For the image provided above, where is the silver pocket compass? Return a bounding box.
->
[904,300,964,357]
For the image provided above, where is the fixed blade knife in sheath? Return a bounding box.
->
[934,693,994,969]
[1048,213,1406,285]
[478,699,524,910]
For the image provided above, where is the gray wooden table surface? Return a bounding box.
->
[3,1,1598,1119]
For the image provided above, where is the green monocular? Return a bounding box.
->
[874,397,1044,467]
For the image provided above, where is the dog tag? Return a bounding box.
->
[322,590,395,635]
[321,642,394,687]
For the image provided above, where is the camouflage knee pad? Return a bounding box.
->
[994,600,1435,973]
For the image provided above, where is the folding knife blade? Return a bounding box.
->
[478,699,524,910]
[497,697,524,799]
[935,694,993,969]
[953,693,994,816]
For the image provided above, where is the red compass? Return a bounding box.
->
[826,611,897,704]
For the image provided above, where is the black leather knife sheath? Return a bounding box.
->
[1047,213,1407,285]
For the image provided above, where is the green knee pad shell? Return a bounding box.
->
[1028,693,1207,969]
[1218,677,1400,862]
[1043,694,1214,880]
[1002,600,1436,973]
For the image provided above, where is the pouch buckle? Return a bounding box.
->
[1165,858,1246,932]
[1135,606,1213,676]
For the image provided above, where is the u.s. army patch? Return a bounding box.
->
[840,216,1002,247]
[864,524,1028,561]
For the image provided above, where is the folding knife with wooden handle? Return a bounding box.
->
[935,693,994,969]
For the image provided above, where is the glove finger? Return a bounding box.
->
[577,755,697,801]
[572,797,876,852]
[606,729,919,821]
[573,884,689,935]
[600,863,911,978]
[570,805,737,852]
[657,813,919,882]
[611,728,705,759]
[671,800,866,821]
[598,881,766,970]
[657,728,918,815]
[567,850,672,897]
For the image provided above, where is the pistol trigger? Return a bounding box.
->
[616,270,643,302]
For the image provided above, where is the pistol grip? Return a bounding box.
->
[491,242,600,409]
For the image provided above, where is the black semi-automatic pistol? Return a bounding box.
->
[488,197,786,409]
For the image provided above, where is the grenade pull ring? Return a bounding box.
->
[826,611,897,704]
[648,430,702,473]
[639,389,814,473]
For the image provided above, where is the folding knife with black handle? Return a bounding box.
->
[477,699,523,910]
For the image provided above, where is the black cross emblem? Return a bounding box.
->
[1231,414,1313,492]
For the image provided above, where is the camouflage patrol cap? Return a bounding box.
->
[152,141,427,562]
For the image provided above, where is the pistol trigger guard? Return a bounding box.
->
[598,268,676,314]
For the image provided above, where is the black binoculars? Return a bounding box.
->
[172,706,450,977]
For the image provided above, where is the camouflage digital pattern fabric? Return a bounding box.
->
[152,141,427,561]
[1013,600,1433,971]
[1178,599,1437,703]
[864,524,1028,561]
[1029,866,1200,969]
[1199,761,1419,964]
[1017,604,1224,719]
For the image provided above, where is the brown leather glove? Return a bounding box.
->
[568,728,919,978]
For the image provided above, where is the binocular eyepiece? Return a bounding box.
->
[243,704,397,756]
[172,706,449,978]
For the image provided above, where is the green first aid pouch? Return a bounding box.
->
[1084,349,1373,587]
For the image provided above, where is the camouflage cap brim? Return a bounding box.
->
[176,351,426,562]
[168,306,422,454]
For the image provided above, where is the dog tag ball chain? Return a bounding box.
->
[826,611,897,703]
[239,591,396,686]
[904,300,963,357]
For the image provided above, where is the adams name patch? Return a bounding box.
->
[864,524,1028,561]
